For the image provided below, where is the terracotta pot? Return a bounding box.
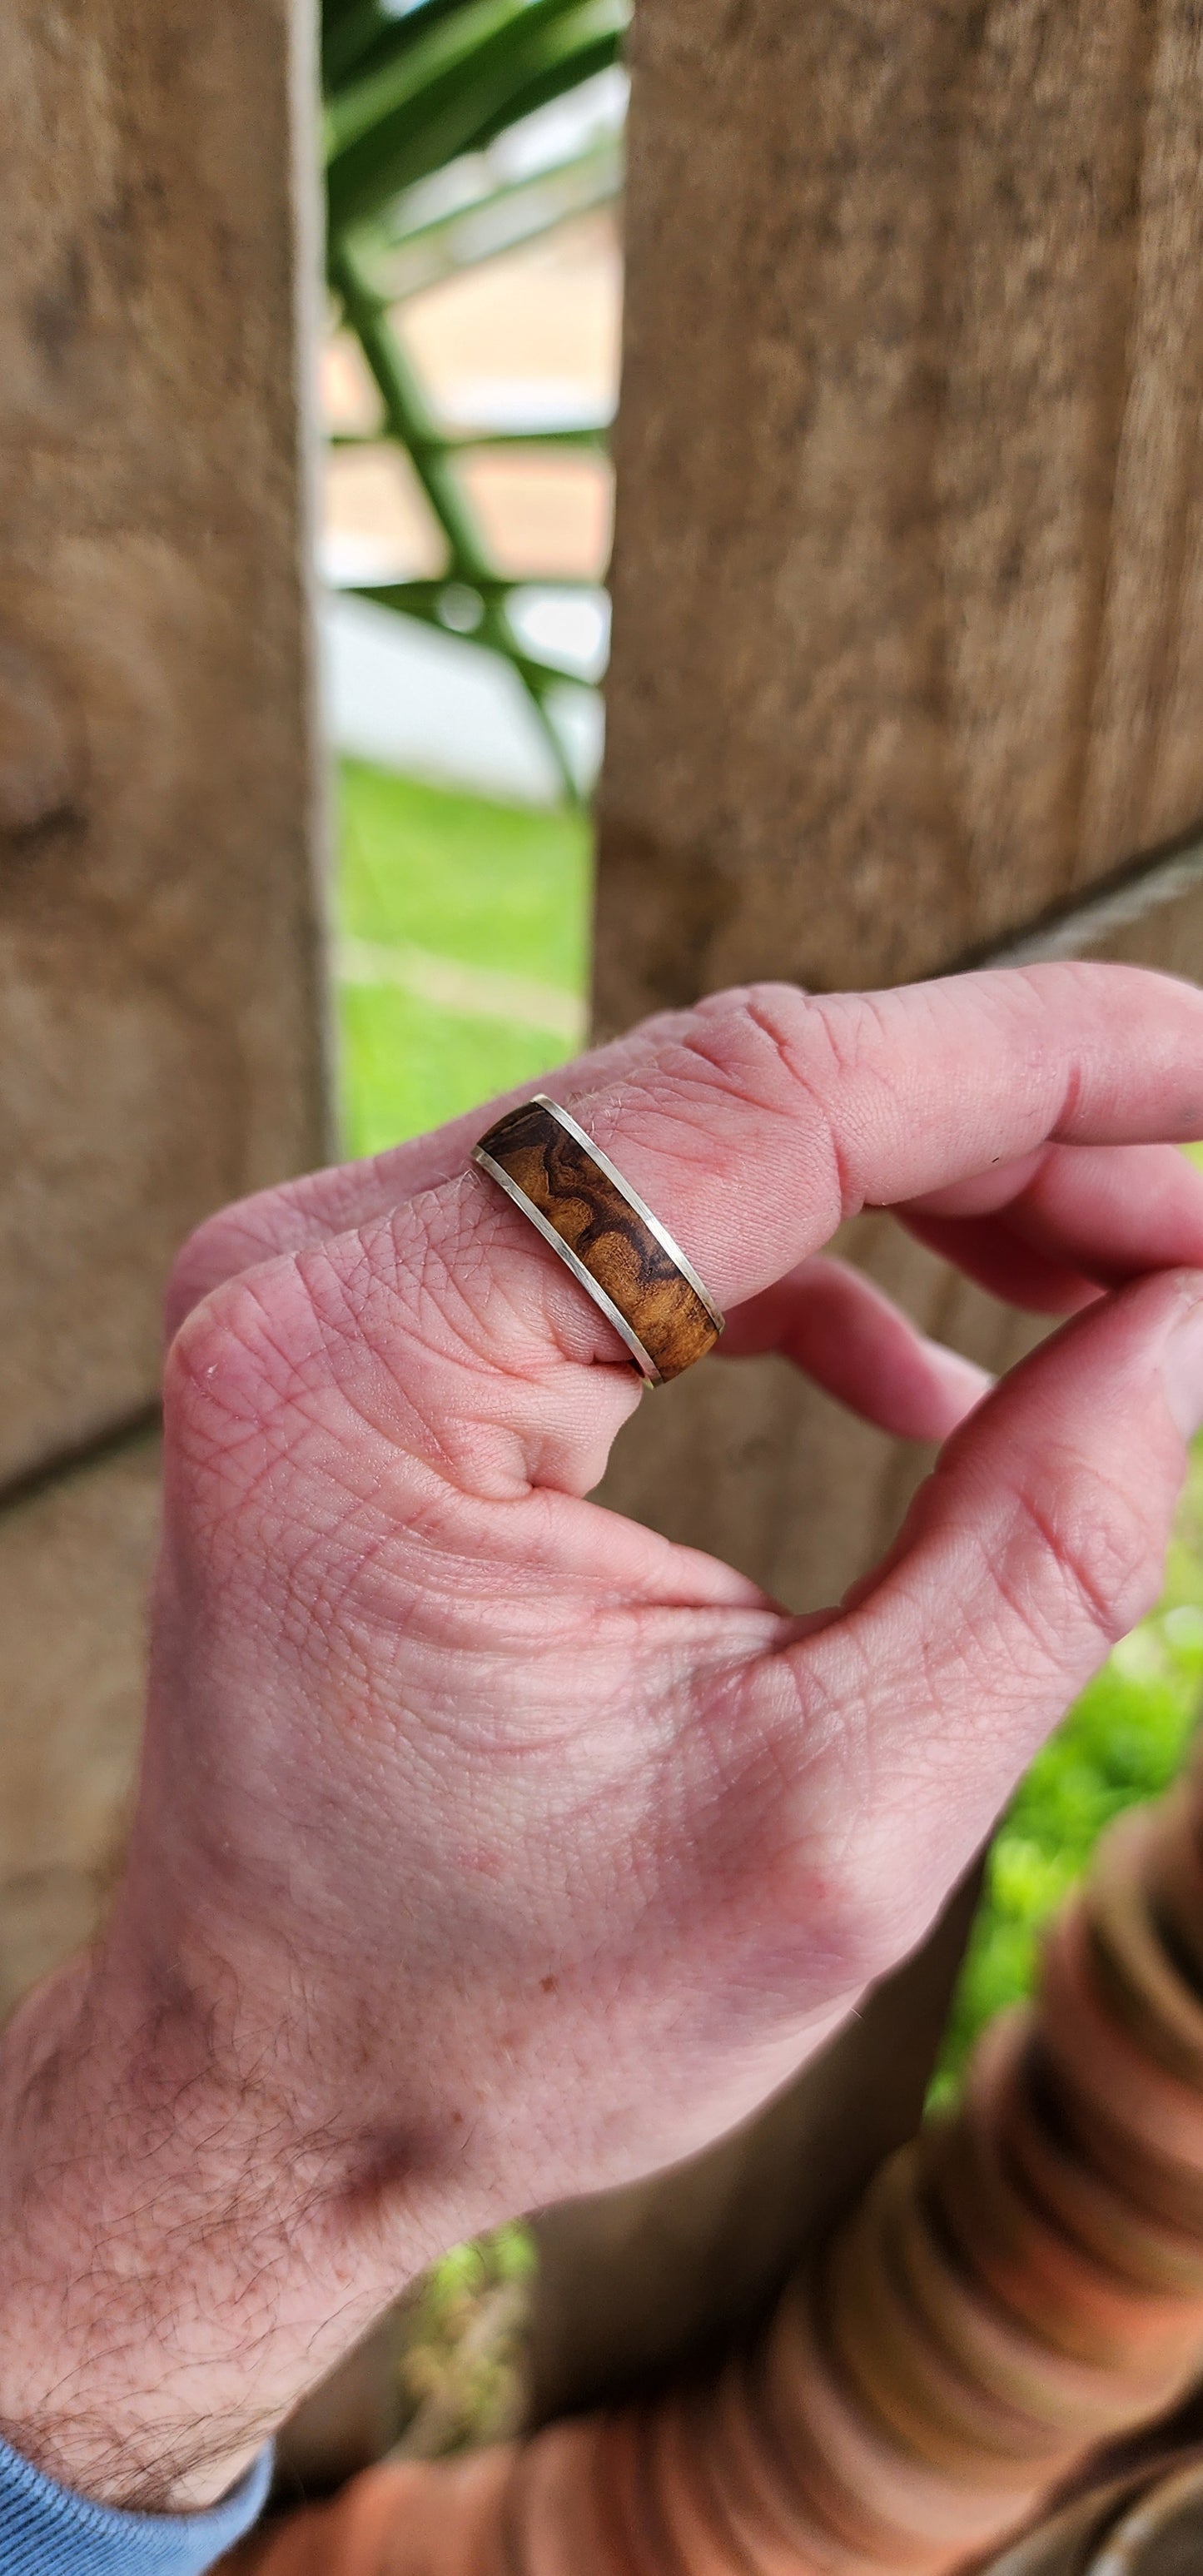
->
[584,2412,669,2576]
[823,2160,1061,2474]
[1141,1792,1203,2000]
[892,2153,1179,2444]
[497,2418,631,2576]
[1040,1907,1203,2174]
[705,2349,849,2576]
[1040,2043,1203,2244]
[251,2445,516,2576]
[990,2015,1203,2300]
[231,1760,1203,2576]
[927,2076,1201,2384]
[1082,1806,1203,2091]
[637,2388,750,2576]
[967,2007,1203,2367]
[762,2272,1036,2559]
[755,2285,927,2563]
[1036,1912,1203,2237]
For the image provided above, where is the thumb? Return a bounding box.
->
[765,1268,1203,1979]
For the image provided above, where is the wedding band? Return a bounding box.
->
[472,1095,724,1384]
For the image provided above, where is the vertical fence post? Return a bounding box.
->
[0,0,327,2015]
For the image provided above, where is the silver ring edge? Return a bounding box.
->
[473,1146,664,1383]
[530,1096,725,1333]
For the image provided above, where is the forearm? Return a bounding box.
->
[0,1943,423,2516]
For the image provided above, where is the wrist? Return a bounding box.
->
[0,1950,263,2509]
[0,1941,426,2514]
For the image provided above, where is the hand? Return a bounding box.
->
[5,962,1203,2513]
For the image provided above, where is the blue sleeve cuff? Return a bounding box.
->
[0,2430,273,2574]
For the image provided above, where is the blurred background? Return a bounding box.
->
[320,5,624,1156]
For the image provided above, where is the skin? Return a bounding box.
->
[3,963,1203,2518]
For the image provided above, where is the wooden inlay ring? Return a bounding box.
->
[472,1095,724,1384]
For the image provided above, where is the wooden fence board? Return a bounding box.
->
[594,0,1203,1036]
[0,0,326,1490]
[0,1431,159,2021]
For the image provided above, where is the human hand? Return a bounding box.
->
[6,962,1203,2510]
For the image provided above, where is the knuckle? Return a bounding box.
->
[162,1171,336,1346]
[793,1846,918,1994]
[164,1201,279,1345]
[798,1766,949,1990]
[162,1279,259,1447]
[669,982,812,1105]
[708,1661,930,2002]
[607,982,853,1211]
[162,1263,313,1463]
[1006,1468,1162,1652]
[753,1823,931,2003]
[163,1218,226,1345]
[159,1274,321,1586]
[681,983,907,1221]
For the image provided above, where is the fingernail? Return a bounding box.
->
[1162,1298,1203,1439]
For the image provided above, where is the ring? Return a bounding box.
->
[472,1095,724,1384]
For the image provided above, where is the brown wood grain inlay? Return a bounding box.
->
[475,1099,720,1381]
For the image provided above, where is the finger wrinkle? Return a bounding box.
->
[773,987,930,1217]
[993,1470,1156,1658]
[742,992,859,1220]
[1054,1049,1086,1140]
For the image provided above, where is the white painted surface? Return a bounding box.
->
[320,592,603,804]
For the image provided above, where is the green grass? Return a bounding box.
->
[333,754,1203,2116]
[339,982,582,1160]
[336,760,592,1157]
[338,760,590,990]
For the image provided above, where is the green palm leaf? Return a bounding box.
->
[323,0,474,96]
[322,0,627,800]
[327,0,627,232]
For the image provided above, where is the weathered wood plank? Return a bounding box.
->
[594,0,1203,1036]
[0,1432,160,2021]
[0,0,326,1489]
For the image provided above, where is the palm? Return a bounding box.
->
[151,1280,808,2218]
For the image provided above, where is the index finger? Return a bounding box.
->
[531,963,1203,1321]
[170,962,1203,1340]
[349,963,1203,1370]
[170,963,1203,1499]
